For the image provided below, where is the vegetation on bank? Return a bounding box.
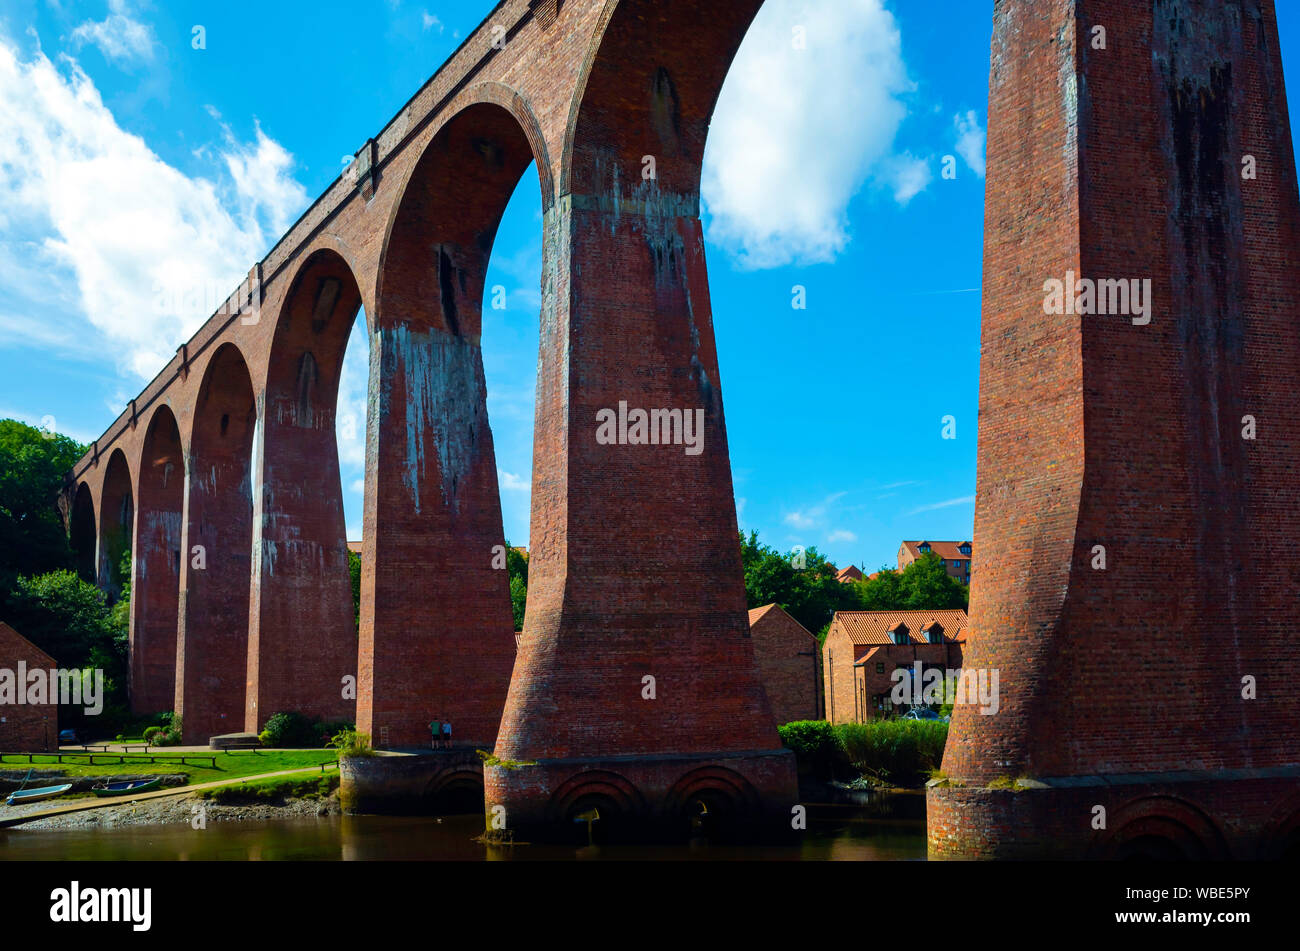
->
[778,719,948,788]
[257,711,353,749]
[0,749,338,782]
[197,772,339,804]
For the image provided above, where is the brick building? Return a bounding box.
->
[898,540,972,585]
[822,609,967,724]
[0,622,59,752]
[746,604,821,724]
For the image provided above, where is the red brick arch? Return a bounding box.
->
[354,92,543,750]
[1087,796,1230,861]
[244,246,366,733]
[61,0,1299,849]
[549,769,648,823]
[97,448,133,600]
[130,404,183,714]
[176,342,257,743]
[69,481,96,585]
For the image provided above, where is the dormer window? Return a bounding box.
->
[918,543,930,554]
[925,622,945,644]
[890,623,910,645]
[959,543,972,555]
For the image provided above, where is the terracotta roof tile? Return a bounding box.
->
[830,609,970,646]
[902,540,972,562]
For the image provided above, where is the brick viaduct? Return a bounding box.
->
[60,0,1299,855]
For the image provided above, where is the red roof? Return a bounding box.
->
[901,540,972,562]
[836,565,864,583]
[830,609,970,646]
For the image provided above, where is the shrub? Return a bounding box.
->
[261,711,317,748]
[142,726,163,743]
[777,719,949,787]
[258,730,272,746]
[328,729,373,758]
[777,721,839,779]
[154,715,183,746]
[314,720,355,749]
[834,720,947,788]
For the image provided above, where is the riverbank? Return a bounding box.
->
[7,790,342,830]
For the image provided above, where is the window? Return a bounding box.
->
[875,662,885,674]
[959,543,971,555]
[918,543,930,553]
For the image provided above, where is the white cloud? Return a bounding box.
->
[702,0,921,269]
[220,125,309,238]
[782,491,847,530]
[879,152,932,205]
[422,12,444,33]
[909,494,975,515]
[954,110,986,178]
[827,529,857,544]
[70,1,155,65]
[0,37,310,379]
[498,470,529,492]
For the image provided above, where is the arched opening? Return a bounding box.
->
[424,770,485,816]
[549,770,644,846]
[249,246,365,733]
[359,94,548,748]
[131,405,183,715]
[97,449,133,603]
[69,482,96,584]
[177,343,256,744]
[665,767,761,845]
[1092,801,1228,861]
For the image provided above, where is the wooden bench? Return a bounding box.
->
[222,741,262,752]
[121,745,150,753]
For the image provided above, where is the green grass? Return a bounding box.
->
[0,750,338,785]
[197,773,340,803]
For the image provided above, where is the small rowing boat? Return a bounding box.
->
[91,778,162,798]
[4,783,73,806]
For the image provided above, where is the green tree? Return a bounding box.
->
[4,568,129,723]
[739,530,865,635]
[851,552,969,611]
[348,548,361,633]
[505,541,528,630]
[0,419,87,605]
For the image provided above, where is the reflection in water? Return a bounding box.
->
[0,811,926,861]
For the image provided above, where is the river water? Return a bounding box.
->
[0,807,926,861]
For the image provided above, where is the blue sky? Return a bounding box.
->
[0,1,1296,574]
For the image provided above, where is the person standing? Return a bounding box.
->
[442,720,452,749]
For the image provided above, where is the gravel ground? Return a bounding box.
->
[8,792,340,830]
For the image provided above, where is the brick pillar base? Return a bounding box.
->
[927,770,1300,860]
[484,751,798,845]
